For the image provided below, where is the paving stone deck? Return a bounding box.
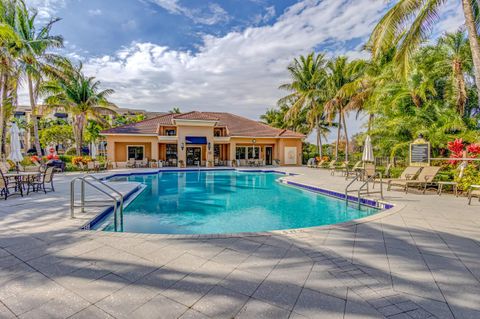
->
[0,167,479,318]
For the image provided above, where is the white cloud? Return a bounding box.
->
[28,0,464,142]
[81,0,387,133]
[252,5,276,25]
[88,9,103,16]
[147,0,229,25]
[25,0,66,20]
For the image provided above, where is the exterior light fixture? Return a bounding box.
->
[252,139,256,144]
[208,142,211,150]
[180,142,184,151]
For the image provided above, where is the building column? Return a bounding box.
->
[229,142,236,166]
[151,141,158,161]
[107,139,115,162]
[178,141,186,167]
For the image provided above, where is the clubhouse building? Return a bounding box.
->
[101,111,305,167]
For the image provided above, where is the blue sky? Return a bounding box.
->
[25,0,464,142]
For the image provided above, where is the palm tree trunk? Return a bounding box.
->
[74,114,86,156]
[342,111,349,162]
[28,75,42,155]
[367,113,374,134]
[453,61,467,116]
[0,74,8,158]
[315,115,322,157]
[462,0,480,108]
[335,113,341,160]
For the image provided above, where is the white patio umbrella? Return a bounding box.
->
[8,122,23,165]
[90,142,97,159]
[362,135,374,162]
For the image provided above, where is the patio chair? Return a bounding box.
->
[393,166,442,194]
[127,158,136,168]
[27,166,55,194]
[140,158,149,168]
[0,162,10,174]
[468,185,480,205]
[77,162,86,171]
[0,170,19,200]
[87,161,99,172]
[387,166,422,191]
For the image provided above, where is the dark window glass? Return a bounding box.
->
[236,147,246,159]
[128,146,144,160]
[166,144,177,160]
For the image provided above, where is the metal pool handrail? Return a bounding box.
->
[70,175,124,230]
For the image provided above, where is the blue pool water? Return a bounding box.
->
[97,170,379,234]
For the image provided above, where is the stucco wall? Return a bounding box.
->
[104,134,303,166]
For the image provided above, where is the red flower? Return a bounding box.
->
[467,143,480,158]
[448,139,464,165]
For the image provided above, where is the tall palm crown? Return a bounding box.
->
[43,60,117,155]
[369,0,480,109]
[436,31,472,116]
[278,52,328,155]
[16,0,63,155]
[324,56,361,160]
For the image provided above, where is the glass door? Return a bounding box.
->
[186,147,202,166]
[265,146,273,165]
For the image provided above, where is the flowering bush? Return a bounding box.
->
[29,155,40,163]
[71,156,91,165]
[447,139,480,165]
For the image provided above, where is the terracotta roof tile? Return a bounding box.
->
[173,111,219,121]
[102,111,305,138]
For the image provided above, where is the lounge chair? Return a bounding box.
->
[326,160,337,175]
[306,158,315,168]
[333,161,348,176]
[391,166,441,193]
[438,164,466,196]
[315,159,327,168]
[468,185,480,205]
[28,166,55,194]
[387,166,422,191]
[345,161,363,179]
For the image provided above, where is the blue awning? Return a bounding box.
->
[186,136,207,144]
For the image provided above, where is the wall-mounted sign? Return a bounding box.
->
[410,138,430,166]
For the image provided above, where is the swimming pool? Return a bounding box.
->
[94,170,380,234]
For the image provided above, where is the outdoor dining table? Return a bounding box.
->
[4,171,41,197]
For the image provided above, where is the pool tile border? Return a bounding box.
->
[82,168,396,238]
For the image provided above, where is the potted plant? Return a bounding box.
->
[178,160,185,168]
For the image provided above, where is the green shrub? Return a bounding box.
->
[456,164,480,191]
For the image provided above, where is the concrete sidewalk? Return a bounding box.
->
[0,167,478,318]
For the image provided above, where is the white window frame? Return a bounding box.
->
[126,145,145,161]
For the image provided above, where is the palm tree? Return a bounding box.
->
[369,0,480,107]
[42,60,117,155]
[278,52,328,156]
[324,56,361,161]
[436,31,472,116]
[16,1,63,155]
[0,0,22,157]
[169,107,181,114]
